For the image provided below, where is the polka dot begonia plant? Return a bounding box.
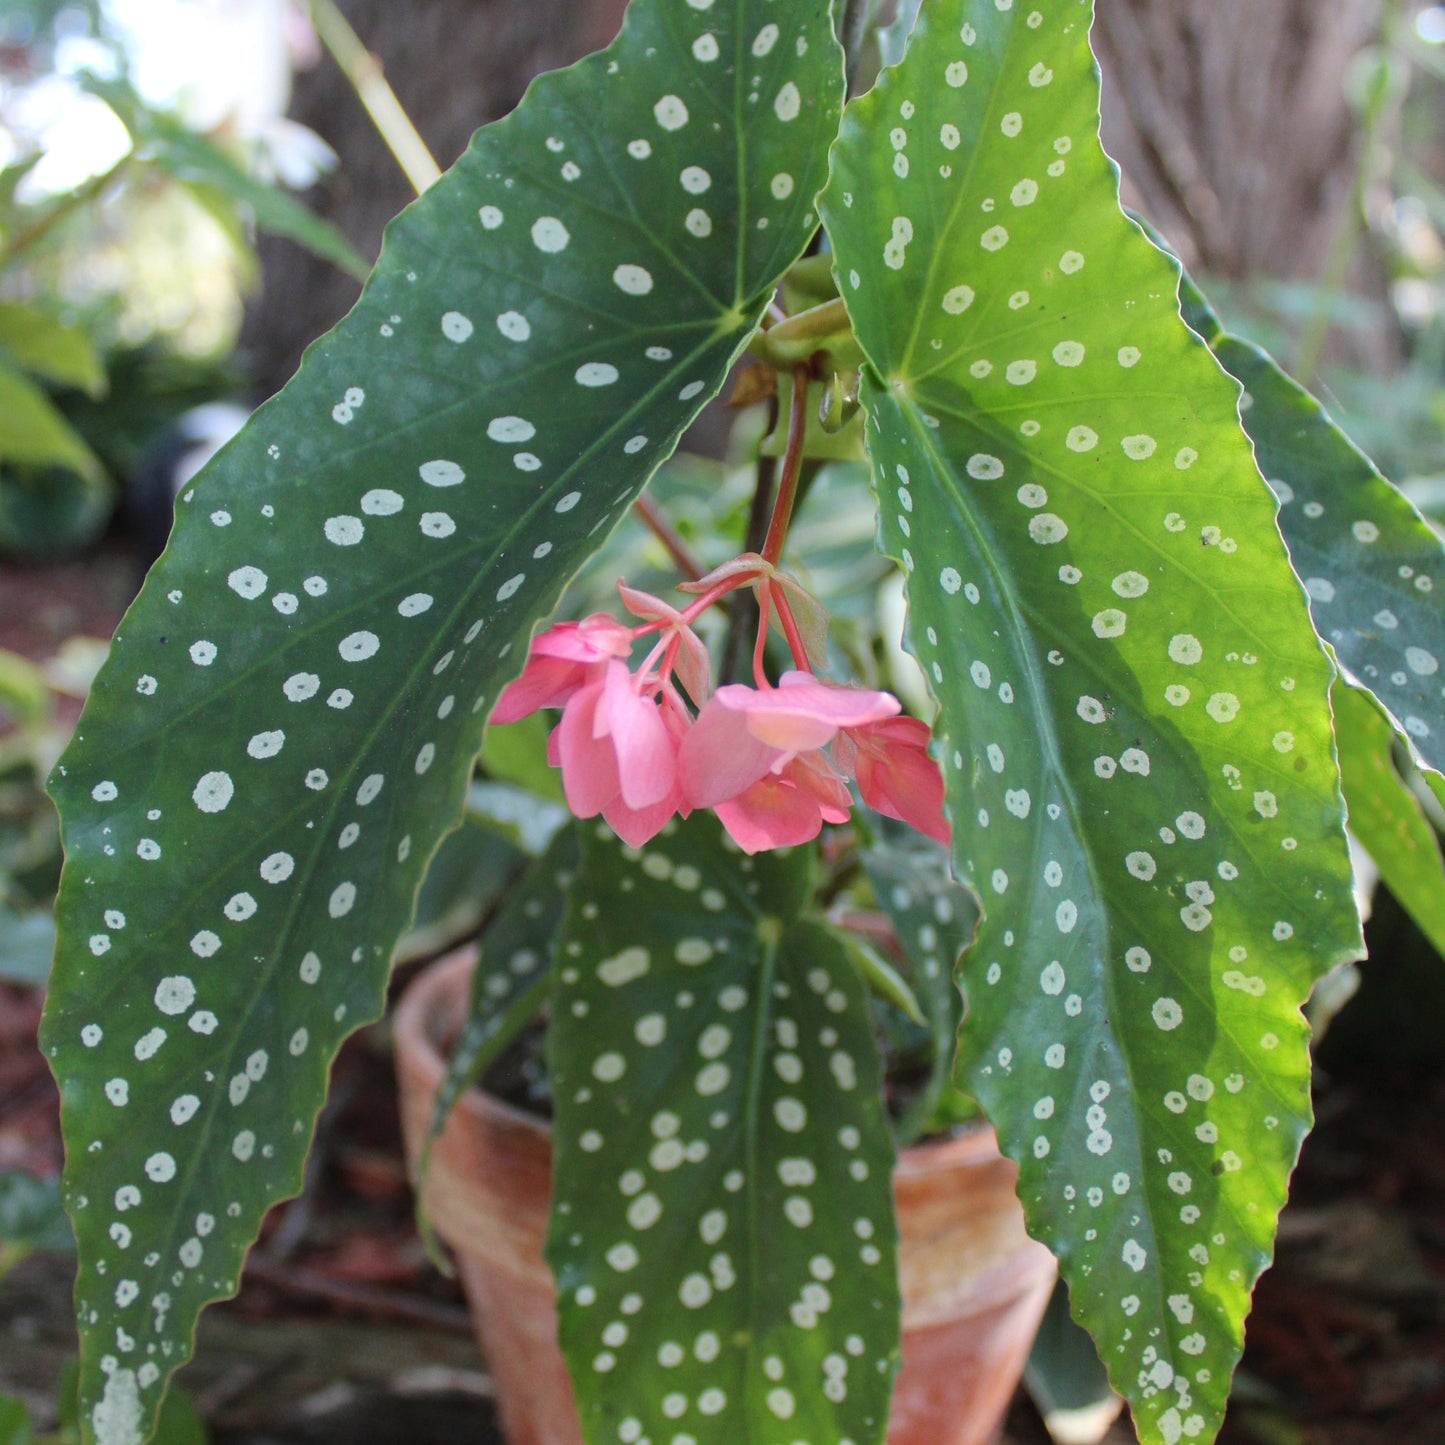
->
[40,2,1445,1444]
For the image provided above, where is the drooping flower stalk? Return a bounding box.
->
[495,542,951,852]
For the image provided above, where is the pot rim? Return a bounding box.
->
[395,946,1005,1175]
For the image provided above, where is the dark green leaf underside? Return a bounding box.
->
[1333,682,1445,959]
[821,4,1359,1442]
[1180,279,1445,778]
[42,3,843,1440]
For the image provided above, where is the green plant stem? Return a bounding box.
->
[309,0,442,196]
[0,157,131,273]
[760,364,811,566]
[1294,7,1403,383]
[632,494,705,581]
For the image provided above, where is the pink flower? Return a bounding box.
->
[835,716,950,845]
[551,660,686,847]
[714,752,852,854]
[491,614,634,724]
[678,671,899,808]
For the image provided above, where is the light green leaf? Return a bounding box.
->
[1334,681,1445,957]
[548,815,899,1445]
[0,364,104,479]
[479,714,567,805]
[464,780,567,855]
[1179,275,1445,776]
[0,647,49,726]
[85,77,369,283]
[820,5,1361,1443]
[0,1392,32,1445]
[42,4,844,1440]
[0,301,105,395]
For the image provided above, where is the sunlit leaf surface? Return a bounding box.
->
[821,4,1360,1440]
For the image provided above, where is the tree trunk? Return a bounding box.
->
[1092,0,1385,281]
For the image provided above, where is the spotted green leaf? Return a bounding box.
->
[862,834,980,1141]
[1180,278,1445,775]
[547,816,899,1445]
[819,5,1361,1442]
[1334,682,1445,958]
[40,4,844,1440]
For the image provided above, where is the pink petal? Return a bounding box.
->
[678,693,781,808]
[676,553,769,595]
[727,674,899,752]
[670,625,712,706]
[492,654,588,724]
[555,682,620,818]
[618,583,711,704]
[534,614,635,663]
[715,775,827,854]
[597,662,676,810]
[784,751,853,823]
[603,792,679,848]
[851,718,950,844]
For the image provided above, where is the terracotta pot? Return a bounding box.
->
[395,949,1057,1445]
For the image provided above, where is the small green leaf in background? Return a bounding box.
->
[391,816,526,967]
[0,302,105,395]
[1333,682,1445,957]
[0,1392,33,1445]
[821,4,1361,1442]
[480,715,567,806]
[0,366,103,479]
[422,824,577,1163]
[0,648,50,727]
[1180,275,1445,777]
[549,815,900,1445]
[1025,1280,1123,1445]
[0,910,56,986]
[0,1171,74,1275]
[863,833,980,1142]
[42,3,844,1439]
[83,76,370,283]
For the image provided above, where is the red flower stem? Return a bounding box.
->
[770,584,812,671]
[680,572,761,624]
[752,585,774,689]
[760,364,812,567]
[633,494,706,581]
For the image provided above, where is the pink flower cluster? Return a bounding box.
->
[492,579,948,854]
